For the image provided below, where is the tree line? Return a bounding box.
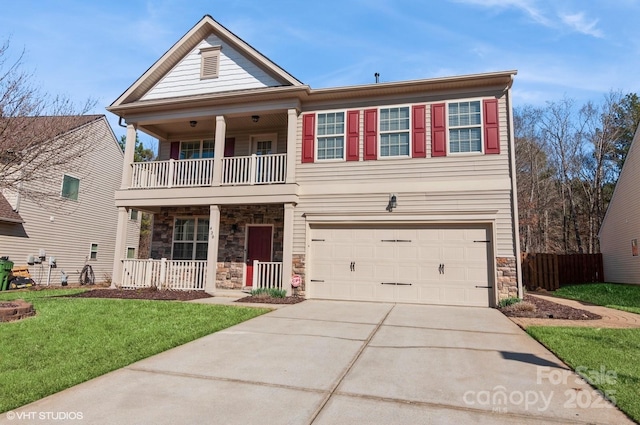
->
[515,92,640,254]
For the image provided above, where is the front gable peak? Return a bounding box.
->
[111,15,302,107]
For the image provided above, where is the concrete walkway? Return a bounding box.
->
[1,300,633,424]
[509,293,640,329]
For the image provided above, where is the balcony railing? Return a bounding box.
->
[130,153,287,189]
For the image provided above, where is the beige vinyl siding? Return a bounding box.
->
[142,35,282,101]
[292,190,514,257]
[0,118,138,285]
[600,126,640,284]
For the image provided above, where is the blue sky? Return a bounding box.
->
[1,0,638,145]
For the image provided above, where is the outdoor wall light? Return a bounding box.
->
[189,120,197,128]
[386,194,397,212]
[252,115,260,123]
[231,224,239,233]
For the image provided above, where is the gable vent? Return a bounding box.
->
[200,45,222,80]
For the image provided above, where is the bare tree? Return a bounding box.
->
[0,38,96,204]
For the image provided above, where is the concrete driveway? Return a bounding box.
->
[1,301,632,424]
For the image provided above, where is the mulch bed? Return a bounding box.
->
[500,294,602,320]
[67,288,213,301]
[235,295,305,304]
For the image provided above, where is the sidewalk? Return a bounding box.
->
[509,293,640,329]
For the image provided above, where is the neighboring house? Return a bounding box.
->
[108,15,521,307]
[599,124,640,284]
[0,116,140,285]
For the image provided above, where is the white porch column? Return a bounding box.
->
[281,203,295,295]
[111,207,129,288]
[212,116,226,186]
[120,123,137,189]
[205,205,221,294]
[286,108,298,184]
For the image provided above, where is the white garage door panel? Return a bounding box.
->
[309,225,492,307]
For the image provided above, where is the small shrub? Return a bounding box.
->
[498,297,521,308]
[250,288,287,298]
[503,301,537,313]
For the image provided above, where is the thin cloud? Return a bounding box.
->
[560,12,604,38]
[452,0,552,26]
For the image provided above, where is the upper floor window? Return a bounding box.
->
[180,140,215,159]
[61,174,79,200]
[448,101,482,153]
[316,112,345,160]
[380,107,410,157]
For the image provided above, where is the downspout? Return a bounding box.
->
[506,76,524,299]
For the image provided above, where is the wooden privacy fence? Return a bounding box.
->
[521,253,604,291]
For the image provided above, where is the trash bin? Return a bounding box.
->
[0,258,14,291]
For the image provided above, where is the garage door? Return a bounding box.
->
[309,225,493,307]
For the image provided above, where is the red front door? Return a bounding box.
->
[245,226,273,287]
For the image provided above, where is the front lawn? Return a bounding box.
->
[554,283,640,314]
[527,326,640,422]
[0,289,270,413]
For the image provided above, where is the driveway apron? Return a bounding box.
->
[1,300,633,424]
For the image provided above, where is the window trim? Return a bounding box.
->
[250,133,278,155]
[60,174,80,201]
[200,45,221,80]
[171,216,209,261]
[378,104,412,159]
[315,110,346,162]
[89,243,98,261]
[178,139,215,159]
[446,98,485,156]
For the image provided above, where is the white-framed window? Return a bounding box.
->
[89,243,98,260]
[129,209,139,221]
[172,217,209,260]
[126,247,136,259]
[250,133,278,155]
[379,106,410,157]
[200,46,221,79]
[448,100,482,153]
[316,111,345,160]
[61,174,80,200]
[180,140,215,159]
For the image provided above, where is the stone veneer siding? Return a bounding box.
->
[150,204,285,289]
[292,253,306,296]
[496,257,518,300]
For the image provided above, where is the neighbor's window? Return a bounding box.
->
[316,112,345,160]
[172,218,209,260]
[129,209,139,220]
[90,243,98,260]
[449,101,482,153]
[380,107,410,157]
[61,174,80,200]
[126,247,136,259]
[180,140,215,159]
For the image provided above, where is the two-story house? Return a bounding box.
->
[109,15,521,307]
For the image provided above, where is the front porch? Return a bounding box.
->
[112,203,295,294]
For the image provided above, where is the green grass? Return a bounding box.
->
[0,289,270,413]
[554,283,640,314]
[528,326,640,422]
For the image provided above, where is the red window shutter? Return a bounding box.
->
[364,109,377,160]
[412,105,426,158]
[431,103,446,157]
[170,142,180,159]
[483,99,500,154]
[224,138,235,157]
[302,113,315,163]
[346,110,360,161]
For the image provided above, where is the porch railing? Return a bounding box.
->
[121,259,207,290]
[222,154,286,185]
[131,158,214,189]
[252,260,283,290]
